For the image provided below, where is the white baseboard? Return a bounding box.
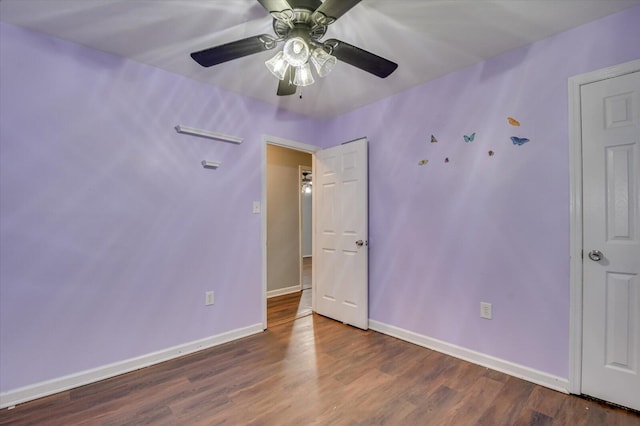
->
[267,285,301,299]
[0,323,264,409]
[369,320,570,394]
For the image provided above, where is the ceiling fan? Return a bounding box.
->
[190,0,398,96]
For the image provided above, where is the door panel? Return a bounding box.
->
[581,70,640,411]
[604,273,636,371]
[314,138,368,329]
[606,144,635,240]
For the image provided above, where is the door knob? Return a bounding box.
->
[588,250,603,262]
[355,240,367,248]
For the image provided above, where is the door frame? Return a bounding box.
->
[261,134,318,329]
[568,58,640,395]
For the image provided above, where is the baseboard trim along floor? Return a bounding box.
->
[369,320,570,394]
[2,318,570,409]
[0,323,264,409]
[266,285,301,299]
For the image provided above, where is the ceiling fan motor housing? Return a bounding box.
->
[272,0,327,42]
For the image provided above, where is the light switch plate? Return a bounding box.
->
[205,291,214,306]
[480,302,492,319]
[252,201,261,214]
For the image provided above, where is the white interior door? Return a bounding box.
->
[581,70,640,411]
[313,138,368,329]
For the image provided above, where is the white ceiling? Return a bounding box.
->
[1,0,639,120]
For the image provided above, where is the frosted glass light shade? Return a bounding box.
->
[282,37,310,67]
[265,51,290,80]
[293,63,314,87]
[310,48,337,78]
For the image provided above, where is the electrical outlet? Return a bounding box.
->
[480,302,492,319]
[205,291,214,306]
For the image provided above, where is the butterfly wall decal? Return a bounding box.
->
[444,157,450,163]
[488,150,495,156]
[464,133,476,143]
[508,117,521,126]
[418,159,429,166]
[511,136,530,146]
[431,135,438,143]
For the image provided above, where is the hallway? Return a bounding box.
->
[267,257,312,327]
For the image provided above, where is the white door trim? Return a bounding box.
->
[568,59,640,395]
[261,135,318,329]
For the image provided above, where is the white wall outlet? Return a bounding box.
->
[205,291,214,306]
[252,201,261,214]
[480,302,492,319]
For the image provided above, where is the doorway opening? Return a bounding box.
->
[262,135,318,328]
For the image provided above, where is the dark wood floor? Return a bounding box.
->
[302,256,311,290]
[2,295,639,425]
[268,256,312,327]
[267,289,312,327]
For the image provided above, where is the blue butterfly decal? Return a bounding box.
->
[511,136,530,146]
[464,133,475,143]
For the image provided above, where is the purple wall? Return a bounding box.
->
[0,22,321,392]
[320,6,640,378]
[1,6,639,394]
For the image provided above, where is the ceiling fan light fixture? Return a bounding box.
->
[190,1,399,97]
[301,171,312,194]
[293,63,315,87]
[265,51,290,80]
[310,48,337,78]
[282,37,310,67]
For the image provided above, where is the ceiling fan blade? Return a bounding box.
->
[277,67,297,96]
[257,0,293,13]
[325,39,398,78]
[191,35,276,67]
[313,0,361,24]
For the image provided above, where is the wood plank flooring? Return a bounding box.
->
[2,296,639,425]
[302,256,311,290]
[267,289,312,328]
[268,256,312,327]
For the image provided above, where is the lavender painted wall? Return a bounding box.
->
[320,7,640,378]
[2,5,639,396]
[0,22,321,392]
